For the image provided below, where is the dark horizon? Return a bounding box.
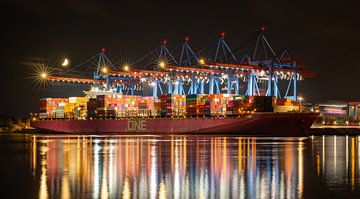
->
[1,0,359,117]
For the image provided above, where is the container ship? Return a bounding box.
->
[31,94,318,136]
[30,30,318,136]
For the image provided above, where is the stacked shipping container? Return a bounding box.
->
[95,94,155,118]
[273,98,300,112]
[227,96,251,115]
[39,94,304,119]
[87,98,97,118]
[251,96,274,112]
[39,98,69,119]
[185,94,209,116]
[39,97,88,119]
[68,97,87,119]
[160,94,186,117]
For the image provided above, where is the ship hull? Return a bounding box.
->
[31,112,319,136]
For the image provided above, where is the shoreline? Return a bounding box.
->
[309,126,360,136]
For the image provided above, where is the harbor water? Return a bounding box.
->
[0,134,359,198]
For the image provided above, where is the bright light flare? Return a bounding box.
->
[150,54,170,70]
[27,60,53,90]
[118,54,134,72]
[102,67,108,73]
[41,73,47,79]
[159,61,165,68]
[199,59,205,65]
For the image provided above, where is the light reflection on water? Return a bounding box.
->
[310,136,360,193]
[29,136,313,199]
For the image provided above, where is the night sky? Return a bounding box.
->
[1,0,359,117]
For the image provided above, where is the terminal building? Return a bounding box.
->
[315,102,360,125]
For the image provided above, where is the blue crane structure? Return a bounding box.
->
[43,27,314,101]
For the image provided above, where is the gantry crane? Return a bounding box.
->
[39,27,314,100]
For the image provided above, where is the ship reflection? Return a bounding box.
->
[31,136,309,198]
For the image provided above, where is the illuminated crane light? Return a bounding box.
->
[123,65,130,71]
[199,59,205,65]
[40,73,47,79]
[159,61,166,68]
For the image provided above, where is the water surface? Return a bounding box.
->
[0,134,359,198]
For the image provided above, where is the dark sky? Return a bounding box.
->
[1,0,360,116]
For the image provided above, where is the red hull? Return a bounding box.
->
[31,112,319,136]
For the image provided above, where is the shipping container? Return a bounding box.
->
[37,93,301,120]
[252,96,274,112]
[39,98,69,118]
[161,94,186,117]
[274,105,300,112]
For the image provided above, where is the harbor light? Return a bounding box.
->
[199,59,205,65]
[159,61,165,68]
[102,67,108,73]
[123,65,130,71]
[298,96,304,111]
[40,72,47,79]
